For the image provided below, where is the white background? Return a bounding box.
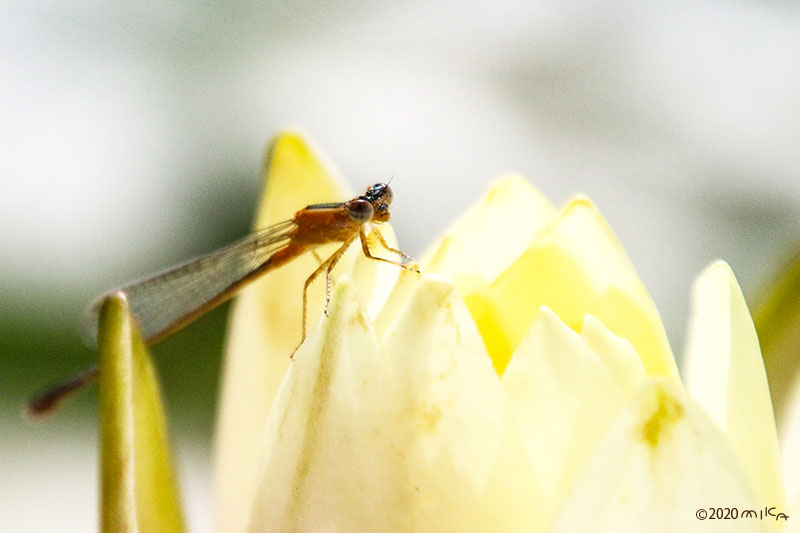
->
[3,1,800,531]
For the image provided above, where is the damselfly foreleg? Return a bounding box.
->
[359,228,420,273]
[369,227,417,266]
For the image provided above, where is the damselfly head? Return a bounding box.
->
[360,182,393,223]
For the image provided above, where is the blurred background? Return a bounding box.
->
[2,1,800,531]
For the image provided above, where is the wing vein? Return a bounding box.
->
[83,219,297,345]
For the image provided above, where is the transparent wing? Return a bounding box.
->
[83,219,297,346]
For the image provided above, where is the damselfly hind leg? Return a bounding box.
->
[323,241,353,315]
[299,237,357,356]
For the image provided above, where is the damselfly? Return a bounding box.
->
[29,182,417,417]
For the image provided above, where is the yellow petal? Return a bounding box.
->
[490,197,678,377]
[98,293,184,533]
[248,276,409,532]
[422,174,556,282]
[551,380,766,533]
[383,276,503,472]
[214,131,349,533]
[580,314,646,396]
[373,264,424,339]
[381,274,543,531]
[502,307,624,521]
[781,494,800,533]
[782,371,800,505]
[419,176,555,373]
[425,234,490,298]
[423,235,504,370]
[684,261,785,510]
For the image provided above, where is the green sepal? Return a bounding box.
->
[753,251,800,421]
[97,292,185,533]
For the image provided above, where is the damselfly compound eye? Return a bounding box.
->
[380,184,393,205]
[366,183,393,205]
[348,198,374,223]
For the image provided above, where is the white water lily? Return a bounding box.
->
[97,131,800,532]
[209,131,800,532]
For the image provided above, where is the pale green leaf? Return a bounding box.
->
[753,249,800,423]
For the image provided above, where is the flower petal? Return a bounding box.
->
[551,380,766,533]
[214,131,350,533]
[422,236,500,368]
[383,276,502,490]
[490,198,678,377]
[373,264,424,339]
[684,261,785,509]
[249,273,543,532]
[382,274,535,531]
[419,176,555,372]
[248,276,409,532]
[781,494,800,533]
[98,293,184,533]
[422,174,556,283]
[782,371,800,506]
[580,314,646,396]
[502,307,624,522]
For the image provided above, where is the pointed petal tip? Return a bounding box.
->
[690,261,738,302]
[413,274,458,307]
[328,274,359,308]
[268,129,312,154]
[483,173,540,199]
[537,304,560,320]
[696,259,734,280]
[563,195,594,210]
[265,129,344,182]
[319,274,374,335]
